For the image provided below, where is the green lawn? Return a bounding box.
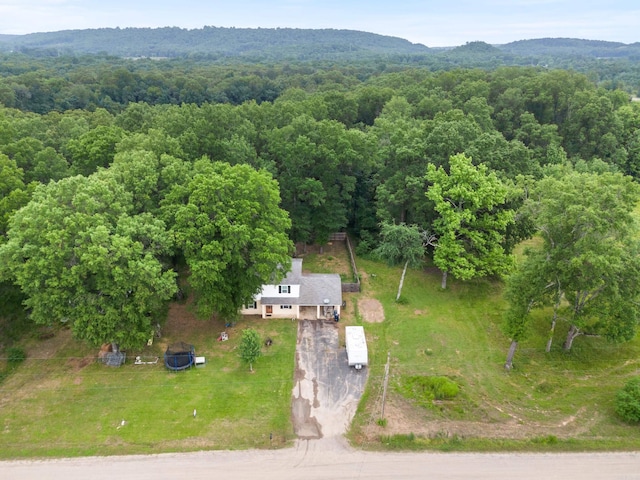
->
[0,316,297,458]
[348,257,640,451]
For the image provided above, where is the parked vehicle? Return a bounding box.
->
[345,326,368,370]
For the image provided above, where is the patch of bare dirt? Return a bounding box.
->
[295,240,346,257]
[25,327,74,360]
[361,394,598,441]
[358,298,385,323]
[164,301,212,336]
[66,355,93,371]
[296,240,353,279]
[160,300,223,349]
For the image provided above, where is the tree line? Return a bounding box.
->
[1,64,640,364]
[1,43,640,117]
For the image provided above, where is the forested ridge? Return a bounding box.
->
[1,45,640,361]
[0,27,430,59]
[1,27,640,92]
[2,27,640,60]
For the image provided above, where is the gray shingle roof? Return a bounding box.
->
[260,258,342,306]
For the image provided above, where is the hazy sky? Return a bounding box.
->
[0,0,638,47]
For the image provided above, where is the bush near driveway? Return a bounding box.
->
[616,377,640,424]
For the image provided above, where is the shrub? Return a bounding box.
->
[615,377,640,424]
[355,231,376,256]
[395,295,409,305]
[532,434,559,445]
[398,375,460,407]
[429,376,460,400]
[7,346,26,366]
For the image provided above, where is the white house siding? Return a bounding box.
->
[261,302,300,319]
[259,284,301,298]
[240,258,342,321]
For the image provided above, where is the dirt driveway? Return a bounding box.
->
[291,320,367,440]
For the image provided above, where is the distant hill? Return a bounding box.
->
[498,38,640,59]
[446,41,516,59]
[1,28,639,66]
[0,26,430,60]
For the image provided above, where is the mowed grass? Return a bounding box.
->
[349,257,640,450]
[0,316,297,458]
[3,238,640,457]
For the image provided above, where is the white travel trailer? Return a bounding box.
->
[345,326,368,370]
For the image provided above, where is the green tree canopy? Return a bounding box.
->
[167,159,293,319]
[527,170,640,351]
[0,174,177,349]
[0,154,32,241]
[503,169,640,368]
[426,153,515,288]
[374,222,424,267]
[261,115,374,243]
[67,125,126,176]
[373,222,425,300]
[372,113,432,227]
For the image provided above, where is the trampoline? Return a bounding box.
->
[164,342,195,371]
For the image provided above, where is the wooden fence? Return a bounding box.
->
[339,233,360,293]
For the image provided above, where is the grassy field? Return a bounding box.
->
[0,310,297,458]
[1,240,640,457]
[348,255,640,451]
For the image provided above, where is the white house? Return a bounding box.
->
[241,258,342,320]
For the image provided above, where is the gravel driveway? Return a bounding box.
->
[291,320,368,440]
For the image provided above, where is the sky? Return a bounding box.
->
[0,0,638,47]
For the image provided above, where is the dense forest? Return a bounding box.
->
[1,28,640,95]
[1,28,640,360]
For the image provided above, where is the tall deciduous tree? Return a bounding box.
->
[261,115,373,243]
[0,154,32,242]
[66,125,125,176]
[373,222,424,301]
[426,153,515,289]
[503,170,640,367]
[373,112,432,227]
[503,249,558,370]
[527,171,640,352]
[107,149,191,217]
[0,174,177,349]
[168,159,292,320]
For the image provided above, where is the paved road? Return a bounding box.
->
[3,442,640,479]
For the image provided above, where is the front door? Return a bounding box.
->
[266,305,273,316]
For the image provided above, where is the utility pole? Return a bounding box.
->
[380,351,391,421]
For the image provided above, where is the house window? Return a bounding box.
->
[243,301,257,310]
[278,285,291,294]
[280,305,292,309]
